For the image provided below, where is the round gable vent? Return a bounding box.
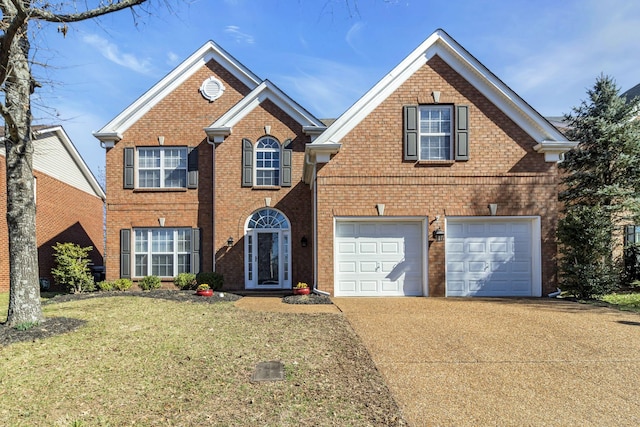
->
[200,77,225,102]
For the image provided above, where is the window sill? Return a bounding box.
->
[251,186,281,190]
[133,187,188,193]
[416,160,455,167]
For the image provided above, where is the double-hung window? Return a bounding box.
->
[134,228,191,277]
[255,137,280,186]
[138,147,187,188]
[419,106,452,160]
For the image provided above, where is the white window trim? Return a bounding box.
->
[133,228,192,278]
[137,147,188,189]
[418,105,453,161]
[254,137,281,187]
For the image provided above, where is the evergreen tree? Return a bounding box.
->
[558,75,640,298]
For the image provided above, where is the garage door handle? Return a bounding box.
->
[485,262,489,271]
[376,262,380,272]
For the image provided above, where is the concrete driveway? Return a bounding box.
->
[333,297,640,426]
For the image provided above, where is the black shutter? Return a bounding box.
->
[123,147,135,189]
[403,105,419,161]
[191,228,201,274]
[455,105,470,161]
[187,147,198,189]
[120,229,131,279]
[281,139,292,187]
[242,138,253,187]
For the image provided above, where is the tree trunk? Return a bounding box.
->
[4,15,43,326]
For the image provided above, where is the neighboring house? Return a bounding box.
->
[0,125,106,292]
[95,29,576,297]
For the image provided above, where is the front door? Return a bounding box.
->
[257,231,279,285]
[245,208,291,289]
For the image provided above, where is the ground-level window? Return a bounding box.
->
[624,225,640,281]
[134,228,191,277]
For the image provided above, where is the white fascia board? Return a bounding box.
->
[206,80,325,136]
[94,40,261,141]
[35,126,106,200]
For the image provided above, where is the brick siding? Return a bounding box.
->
[315,55,559,296]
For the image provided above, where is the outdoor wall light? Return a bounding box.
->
[301,236,308,247]
[227,236,234,248]
[432,228,445,242]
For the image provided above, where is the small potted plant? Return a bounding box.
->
[293,282,310,295]
[196,283,213,297]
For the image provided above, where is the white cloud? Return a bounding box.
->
[224,26,255,45]
[345,22,366,57]
[498,0,640,115]
[83,34,153,75]
[166,51,180,66]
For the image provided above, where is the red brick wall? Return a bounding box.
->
[105,59,313,289]
[315,55,559,296]
[0,162,105,292]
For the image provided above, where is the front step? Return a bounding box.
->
[233,289,293,297]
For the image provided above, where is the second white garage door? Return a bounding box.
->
[335,221,424,296]
[446,217,541,297]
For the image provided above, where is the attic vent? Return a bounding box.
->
[200,77,225,102]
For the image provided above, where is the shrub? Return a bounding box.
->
[138,275,162,291]
[113,278,133,291]
[174,272,197,290]
[97,280,114,292]
[196,272,223,291]
[51,242,95,293]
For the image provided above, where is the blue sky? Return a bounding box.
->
[29,0,640,180]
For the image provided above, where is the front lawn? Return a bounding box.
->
[0,293,405,426]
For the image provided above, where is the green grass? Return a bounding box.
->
[599,292,640,312]
[0,295,401,426]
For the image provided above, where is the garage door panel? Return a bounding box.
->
[335,221,424,296]
[338,261,356,273]
[446,219,536,297]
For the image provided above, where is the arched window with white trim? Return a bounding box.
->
[255,137,280,186]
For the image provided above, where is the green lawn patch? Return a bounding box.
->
[599,293,640,312]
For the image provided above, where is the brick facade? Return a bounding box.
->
[315,55,559,296]
[0,162,104,292]
[101,33,568,297]
[105,60,314,289]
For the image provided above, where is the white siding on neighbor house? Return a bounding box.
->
[1,127,104,199]
[33,131,99,197]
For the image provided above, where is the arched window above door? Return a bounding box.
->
[247,208,290,229]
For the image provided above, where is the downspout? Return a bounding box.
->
[311,169,330,297]
[207,138,216,272]
[304,153,329,296]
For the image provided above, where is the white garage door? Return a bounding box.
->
[335,221,424,296]
[446,218,540,297]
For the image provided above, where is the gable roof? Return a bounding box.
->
[1,125,105,200]
[204,80,326,143]
[622,83,640,104]
[94,40,262,142]
[304,28,576,181]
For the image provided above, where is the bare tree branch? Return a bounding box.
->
[29,0,148,23]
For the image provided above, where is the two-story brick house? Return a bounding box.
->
[95,29,575,297]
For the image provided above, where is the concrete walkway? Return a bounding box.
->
[333,297,640,426]
[236,296,640,425]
